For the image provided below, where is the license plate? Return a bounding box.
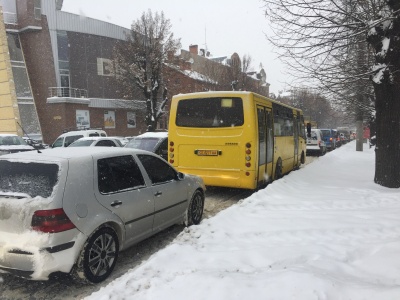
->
[196,149,219,156]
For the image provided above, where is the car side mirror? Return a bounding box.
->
[177,172,185,180]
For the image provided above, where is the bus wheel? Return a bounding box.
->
[300,152,305,164]
[275,158,283,180]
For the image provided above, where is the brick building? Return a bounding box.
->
[0,0,270,144]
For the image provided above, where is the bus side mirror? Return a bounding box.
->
[306,123,311,138]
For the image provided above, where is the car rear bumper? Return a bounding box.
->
[0,230,85,280]
[306,145,323,155]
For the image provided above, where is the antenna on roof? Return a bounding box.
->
[17,122,42,153]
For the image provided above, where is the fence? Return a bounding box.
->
[48,87,88,98]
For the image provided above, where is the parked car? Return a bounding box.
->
[306,129,327,156]
[0,147,205,283]
[319,129,337,150]
[23,137,48,149]
[108,136,129,146]
[334,130,342,147]
[339,132,348,144]
[68,137,122,147]
[0,134,35,156]
[51,129,107,148]
[337,128,351,144]
[125,131,168,161]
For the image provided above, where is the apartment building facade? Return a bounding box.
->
[0,0,270,144]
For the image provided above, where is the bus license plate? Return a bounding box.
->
[197,150,219,156]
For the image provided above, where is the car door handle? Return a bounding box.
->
[110,200,122,207]
[154,191,162,197]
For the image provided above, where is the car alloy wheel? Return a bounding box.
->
[187,190,204,225]
[73,226,119,283]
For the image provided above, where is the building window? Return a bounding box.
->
[6,33,40,135]
[57,31,70,95]
[7,33,24,62]
[57,31,69,61]
[12,66,33,98]
[34,0,41,20]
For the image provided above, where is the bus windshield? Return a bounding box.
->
[176,97,244,128]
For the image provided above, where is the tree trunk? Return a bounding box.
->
[355,103,363,152]
[355,120,363,151]
[373,81,400,188]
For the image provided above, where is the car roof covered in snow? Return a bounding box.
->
[136,131,168,139]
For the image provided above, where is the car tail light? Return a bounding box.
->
[32,208,76,233]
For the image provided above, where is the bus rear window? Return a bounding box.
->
[176,97,244,128]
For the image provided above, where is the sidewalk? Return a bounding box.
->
[87,142,400,300]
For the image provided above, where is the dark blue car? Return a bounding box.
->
[319,129,337,150]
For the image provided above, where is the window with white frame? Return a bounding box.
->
[34,0,41,20]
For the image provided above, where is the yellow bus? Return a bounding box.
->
[168,91,306,190]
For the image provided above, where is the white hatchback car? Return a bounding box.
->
[306,129,327,156]
[0,148,205,283]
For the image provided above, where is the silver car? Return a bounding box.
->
[0,147,205,283]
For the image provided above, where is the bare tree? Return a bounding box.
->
[279,87,344,128]
[114,10,181,131]
[263,0,400,188]
[240,54,253,90]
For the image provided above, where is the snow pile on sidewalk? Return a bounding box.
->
[87,143,400,300]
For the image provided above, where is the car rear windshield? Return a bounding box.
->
[320,130,331,137]
[0,160,59,198]
[0,135,28,146]
[65,135,84,147]
[126,138,159,152]
[69,140,94,147]
[310,132,318,139]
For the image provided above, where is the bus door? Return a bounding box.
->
[293,111,300,167]
[257,106,273,186]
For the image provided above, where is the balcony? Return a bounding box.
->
[48,87,88,98]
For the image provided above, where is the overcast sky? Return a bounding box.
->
[62,0,291,95]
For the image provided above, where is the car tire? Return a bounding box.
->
[186,190,204,226]
[72,226,119,284]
